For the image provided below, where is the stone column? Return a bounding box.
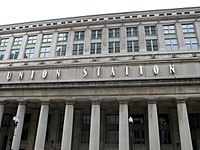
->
[11,103,26,150]
[61,103,74,150]
[34,103,49,150]
[89,102,100,150]
[175,22,186,50]
[119,102,129,150]
[157,23,166,51]
[177,100,193,150]
[0,103,4,128]
[120,25,127,53]
[138,24,146,53]
[147,101,160,150]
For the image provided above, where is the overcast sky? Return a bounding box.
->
[0,0,200,25]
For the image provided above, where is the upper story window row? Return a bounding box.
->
[0,22,199,60]
[0,23,198,48]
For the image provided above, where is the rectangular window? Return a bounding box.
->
[165,39,178,51]
[27,35,37,44]
[81,114,91,143]
[129,114,145,144]
[13,37,22,46]
[90,43,101,54]
[0,38,9,47]
[126,27,138,37]
[182,24,195,33]
[56,45,67,56]
[158,114,171,144]
[91,30,102,39]
[182,23,198,49]
[127,40,139,52]
[146,39,158,51]
[109,28,120,38]
[9,49,19,59]
[0,50,5,60]
[24,48,35,58]
[163,25,176,34]
[184,37,198,49]
[58,32,68,41]
[42,34,53,43]
[74,31,85,41]
[40,46,50,58]
[73,44,84,55]
[106,114,119,144]
[109,41,120,53]
[145,26,156,36]
[163,24,179,50]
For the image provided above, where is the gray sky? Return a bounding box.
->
[0,0,200,25]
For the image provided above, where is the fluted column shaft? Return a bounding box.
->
[177,100,193,150]
[147,101,160,150]
[119,102,129,150]
[11,103,26,150]
[34,103,49,150]
[61,103,74,150]
[89,102,100,150]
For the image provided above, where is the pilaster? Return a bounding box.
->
[3,36,14,60]
[138,24,146,53]
[34,33,43,58]
[175,22,186,50]
[157,23,166,51]
[102,27,108,54]
[18,34,28,59]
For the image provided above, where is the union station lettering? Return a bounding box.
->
[3,64,177,83]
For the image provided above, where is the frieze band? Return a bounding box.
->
[2,64,177,83]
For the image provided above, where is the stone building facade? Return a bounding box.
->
[0,6,200,150]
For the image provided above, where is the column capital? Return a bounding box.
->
[91,100,101,105]
[176,97,188,104]
[64,101,74,105]
[41,101,49,105]
[18,101,27,105]
[146,98,157,104]
[117,97,129,104]
[118,100,128,105]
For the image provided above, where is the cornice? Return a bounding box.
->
[0,7,200,35]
